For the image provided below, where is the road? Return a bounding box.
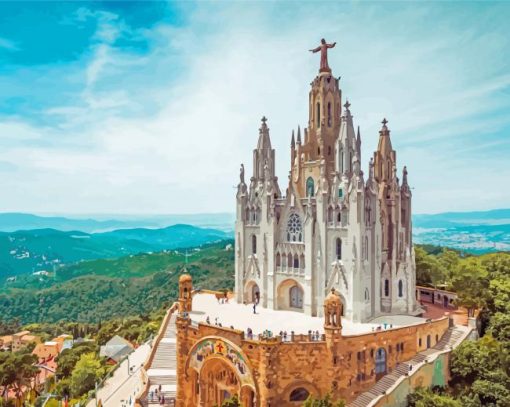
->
[87,342,151,407]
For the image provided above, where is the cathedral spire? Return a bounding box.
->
[291,130,295,148]
[297,125,302,144]
[257,116,272,150]
[356,125,361,155]
[402,166,408,186]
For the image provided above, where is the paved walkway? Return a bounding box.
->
[191,293,427,336]
[87,342,151,407]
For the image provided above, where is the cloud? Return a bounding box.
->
[0,2,509,214]
[0,36,19,51]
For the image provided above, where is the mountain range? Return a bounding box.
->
[0,209,508,279]
[0,224,230,278]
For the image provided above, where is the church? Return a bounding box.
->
[235,39,418,322]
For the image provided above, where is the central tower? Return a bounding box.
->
[235,41,417,322]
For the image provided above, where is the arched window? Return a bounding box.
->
[328,207,333,223]
[426,335,431,349]
[365,288,370,301]
[375,348,387,377]
[365,236,369,260]
[384,279,389,297]
[306,177,315,197]
[300,254,305,269]
[339,148,344,173]
[337,212,341,223]
[287,253,292,268]
[287,213,303,242]
[316,102,321,128]
[251,235,257,255]
[327,102,332,127]
[290,387,310,402]
[336,238,342,260]
[293,254,299,269]
[328,145,332,156]
[398,280,403,297]
[276,253,281,267]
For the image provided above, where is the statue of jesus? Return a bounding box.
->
[309,38,337,72]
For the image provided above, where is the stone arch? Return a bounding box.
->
[277,279,304,311]
[282,380,320,405]
[244,280,260,304]
[185,336,258,406]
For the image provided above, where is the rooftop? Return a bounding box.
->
[190,293,427,336]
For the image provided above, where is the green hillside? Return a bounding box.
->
[0,241,234,323]
[0,225,231,278]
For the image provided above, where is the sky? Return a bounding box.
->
[0,1,509,215]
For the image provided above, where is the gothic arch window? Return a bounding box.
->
[290,387,310,402]
[328,145,332,156]
[287,213,303,242]
[251,235,257,255]
[384,279,389,297]
[339,148,344,173]
[327,102,332,127]
[337,211,341,224]
[300,254,305,269]
[398,280,403,297]
[306,177,315,197]
[316,102,321,128]
[365,288,370,302]
[287,253,292,268]
[336,238,342,260]
[276,253,281,267]
[293,254,299,269]
[328,207,333,223]
[245,208,250,223]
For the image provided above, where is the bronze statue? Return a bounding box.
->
[309,38,337,72]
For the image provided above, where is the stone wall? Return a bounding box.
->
[176,316,450,406]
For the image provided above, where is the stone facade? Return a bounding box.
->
[235,59,417,322]
[175,278,450,407]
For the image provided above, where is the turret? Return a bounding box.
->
[178,272,193,313]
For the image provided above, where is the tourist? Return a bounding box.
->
[253,301,257,314]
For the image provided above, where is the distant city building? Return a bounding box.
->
[100,335,134,364]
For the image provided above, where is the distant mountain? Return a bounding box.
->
[0,212,235,233]
[0,225,231,278]
[413,209,510,253]
[413,208,510,228]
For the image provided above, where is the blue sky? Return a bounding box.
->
[0,1,509,215]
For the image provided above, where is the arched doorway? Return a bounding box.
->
[290,285,304,309]
[199,358,241,407]
[244,281,260,304]
[277,279,304,311]
[375,347,387,380]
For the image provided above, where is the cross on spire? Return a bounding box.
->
[344,100,351,109]
[261,116,267,124]
[382,118,388,126]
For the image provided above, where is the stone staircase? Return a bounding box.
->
[145,313,178,406]
[348,326,468,407]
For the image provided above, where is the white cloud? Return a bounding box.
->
[0,2,509,214]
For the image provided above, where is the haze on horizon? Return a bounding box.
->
[0,1,509,216]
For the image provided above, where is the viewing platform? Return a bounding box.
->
[189,292,428,336]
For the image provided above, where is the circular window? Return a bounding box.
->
[287,213,303,242]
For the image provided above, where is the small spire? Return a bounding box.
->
[402,166,408,185]
[344,100,351,110]
[297,125,302,144]
[356,125,361,148]
[381,118,388,131]
[291,130,295,147]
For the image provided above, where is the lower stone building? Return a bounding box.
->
[155,275,469,407]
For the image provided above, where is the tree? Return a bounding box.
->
[302,393,345,407]
[407,387,461,407]
[415,246,446,286]
[69,353,104,397]
[451,257,488,317]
